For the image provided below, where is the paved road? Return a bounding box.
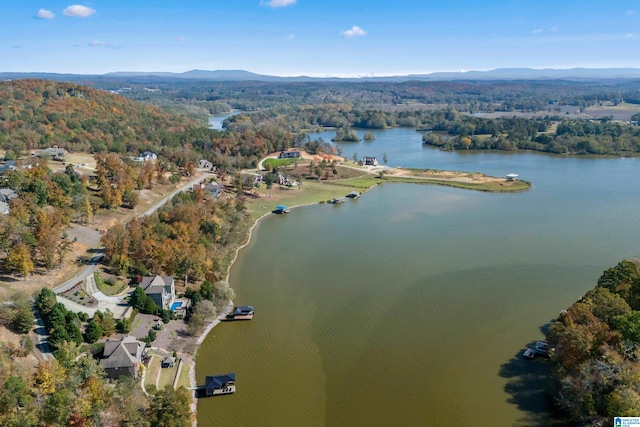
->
[51,172,211,315]
[33,311,53,360]
[142,172,211,217]
[54,248,104,294]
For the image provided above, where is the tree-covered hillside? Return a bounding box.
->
[0,79,197,155]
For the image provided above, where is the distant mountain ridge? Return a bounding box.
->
[3,68,640,82]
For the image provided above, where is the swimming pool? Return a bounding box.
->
[170,301,183,311]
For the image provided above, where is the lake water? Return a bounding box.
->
[208,112,240,130]
[196,127,640,426]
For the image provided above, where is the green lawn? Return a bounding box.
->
[262,158,298,169]
[144,357,161,389]
[158,362,178,389]
[94,272,127,296]
[244,165,531,220]
[177,360,190,389]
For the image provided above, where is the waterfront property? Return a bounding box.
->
[506,173,519,181]
[203,373,236,396]
[99,335,146,379]
[523,348,536,359]
[198,131,640,426]
[330,198,345,204]
[226,306,254,320]
[141,275,175,310]
[358,157,379,166]
[346,191,360,199]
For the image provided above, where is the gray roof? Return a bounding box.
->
[140,275,173,295]
[0,161,17,173]
[100,336,145,370]
[205,373,236,389]
[0,189,16,214]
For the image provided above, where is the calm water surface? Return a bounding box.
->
[197,127,640,426]
[208,112,241,130]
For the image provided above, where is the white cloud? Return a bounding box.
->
[531,28,543,34]
[176,36,187,42]
[261,0,297,8]
[63,5,96,17]
[284,34,295,40]
[36,9,55,19]
[627,9,635,15]
[549,26,558,32]
[341,25,366,38]
[89,41,118,49]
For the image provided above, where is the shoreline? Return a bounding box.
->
[187,166,527,425]
[188,201,322,426]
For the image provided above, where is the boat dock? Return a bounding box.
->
[225,305,254,321]
[274,205,289,214]
[195,373,236,397]
[523,341,551,359]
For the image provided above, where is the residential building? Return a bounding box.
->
[193,181,223,198]
[278,150,301,159]
[36,147,67,160]
[140,275,175,311]
[358,157,379,166]
[199,159,213,169]
[99,336,146,379]
[0,188,17,215]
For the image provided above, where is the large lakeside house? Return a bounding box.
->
[140,275,175,311]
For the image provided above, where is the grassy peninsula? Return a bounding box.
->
[240,160,530,220]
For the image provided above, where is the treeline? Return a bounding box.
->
[100,188,249,282]
[96,78,640,113]
[547,259,640,424]
[423,115,640,155]
[225,105,640,156]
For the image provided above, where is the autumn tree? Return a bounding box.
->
[148,386,191,427]
[5,243,34,278]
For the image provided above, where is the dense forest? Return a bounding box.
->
[100,188,249,285]
[547,259,640,424]
[0,79,196,155]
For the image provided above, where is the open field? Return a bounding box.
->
[584,101,640,121]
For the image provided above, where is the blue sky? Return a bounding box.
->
[2,1,639,76]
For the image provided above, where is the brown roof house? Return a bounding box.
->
[99,335,146,379]
[140,275,175,311]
